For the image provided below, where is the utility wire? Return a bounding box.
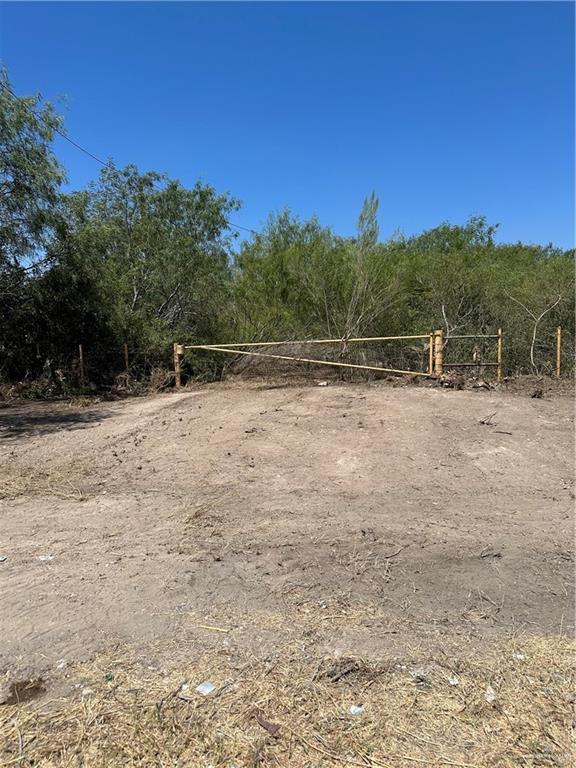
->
[1,79,258,235]
[228,222,258,234]
[0,79,107,165]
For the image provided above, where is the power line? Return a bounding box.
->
[0,79,258,235]
[0,80,107,165]
[228,222,258,235]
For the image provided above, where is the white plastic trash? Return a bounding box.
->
[195,681,216,696]
[484,685,497,703]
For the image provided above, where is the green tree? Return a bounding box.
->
[0,69,65,269]
[232,210,349,340]
[0,62,572,387]
[0,70,65,379]
[39,163,240,379]
[343,192,399,339]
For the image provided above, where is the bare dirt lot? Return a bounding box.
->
[0,381,574,766]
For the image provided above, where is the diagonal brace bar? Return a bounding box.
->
[190,345,429,377]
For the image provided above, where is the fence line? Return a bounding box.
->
[439,328,503,382]
[78,344,86,389]
[443,362,499,368]
[433,330,444,375]
[498,327,503,383]
[187,344,430,377]
[183,334,430,350]
[446,334,499,339]
[181,328,513,385]
[35,327,565,389]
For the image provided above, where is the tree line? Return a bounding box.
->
[1,70,573,392]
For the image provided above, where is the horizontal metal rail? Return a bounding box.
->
[189,344,430,377]
[184,334,430,350]
[445,334,499,340]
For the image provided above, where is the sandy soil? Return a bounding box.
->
[0,381,573,690]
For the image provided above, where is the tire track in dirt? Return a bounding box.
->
[0,384,573,679]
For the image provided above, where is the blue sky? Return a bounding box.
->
[0,1,574,248]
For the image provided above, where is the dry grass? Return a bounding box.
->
[65,397,102,409]
[0,636,573,767]
[0,460,89,500]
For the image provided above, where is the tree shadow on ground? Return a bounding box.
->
[0,403,111,441]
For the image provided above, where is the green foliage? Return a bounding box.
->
[0,69,65,269]
[8,161,240,383]
[53,164,239,352]
[232,211,574,375]
[0,70,66,380]
[0,70,573,388]
[232,210,350,339]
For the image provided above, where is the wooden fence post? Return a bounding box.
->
[428,333,434,375]
[497,328,503,383]
[173,342,182,388]
[124,343,129,374]
[78,343,86,389]
[556,327,562,379]
[433,329,443,376]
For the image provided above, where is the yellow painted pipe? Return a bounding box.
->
[191,344,429,377]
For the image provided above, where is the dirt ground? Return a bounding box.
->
[1,380,573,683]
[0,380,574,765]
